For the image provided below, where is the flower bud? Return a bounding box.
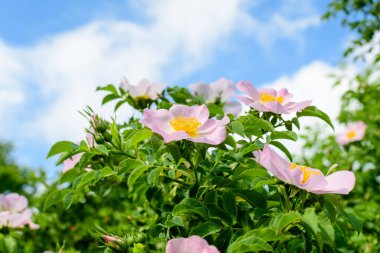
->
[95,135,105,144]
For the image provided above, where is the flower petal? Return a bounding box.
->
[223,101,242,116]
[166,236,220,253]
[285,100,312,113]
[277,88,293,103]
[236,95,255,106]
[189,82,214,102]
[210,77,234,102]
[263,102,289,114]
[63,153,83,173]
[140,108,173,133]
[237,81,260,100]
[311,171,356,194]
[170,104,209,124]
[254,145,297,184]
[258,87,277,97]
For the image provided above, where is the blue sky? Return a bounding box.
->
[0,0,352,177]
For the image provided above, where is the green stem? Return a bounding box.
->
[279,185,292,211]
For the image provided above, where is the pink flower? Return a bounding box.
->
[62,153,83,173]
[166,236,220,253]
[236,81,311,114]
[254,145,355,194]
[62,129,95,173]
[120,77,165,100]
[336,121,367,145]
[140,104,229,145]
[189,78,242,115]
[0,193,39,229]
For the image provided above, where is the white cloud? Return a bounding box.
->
[0,0,329,173]
[0,42,25,127]
[239,0,320,49]
[1,0,249,143]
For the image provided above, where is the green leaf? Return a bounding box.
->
[114,100,127,112]
[93,144,109,156]
[215,229,233,252]
[297,106,334,130]
[74,171,96,189]
[270,141,292,161]
[127,165,150,188]
[129,129,152,148]
[235,189,266,209]
[147,167,162,185]
[151,134,164,160]
[47,141,79,158]
[224,135,237,148]
[173,199,208,220]
[190,222,222,237]
[63,190,80,208]
[272,131,297,141]
[318,217,335,245]
[165,216,184,227]
[344,211,362,232]
[206,204,233,226]
[133,243,145,253]
[239,144,260,156]
[166,142,181,163]
[234,168,269,181]
[59,168,83,184]
[2,236,17,253]
[110,121,121,147]
[207,104,224,117]
[221,191,237,217]
[303,208,319,235]
[118,159,145,174]
[102,93,119,105]
[228,236,272,253]
[252,117,275,132]
[230,121,245,137]
[96,84,118,94]
[44,189,68,211]
[324,196,337,222]
[98,166,115,178]
[243,228,291,242]
[272,212,301,233]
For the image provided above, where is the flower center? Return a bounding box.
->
[134,95,151,101]
[290,163,321,184]
[346,130,356,139]
[260,93,284,104]
[170,116,201,137]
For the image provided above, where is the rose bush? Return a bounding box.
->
[39,76,360,252]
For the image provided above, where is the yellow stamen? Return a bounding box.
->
[346,130,356,139]
[260,93,284,104]
[134,95,150,101]
[170,116,201,137]
[289,163,321,184]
